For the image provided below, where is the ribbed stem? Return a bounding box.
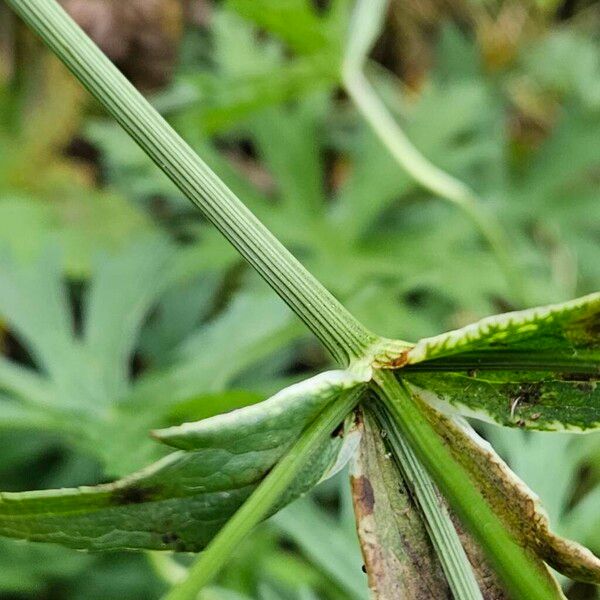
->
[163,388,363,600]
[6,0,378,366]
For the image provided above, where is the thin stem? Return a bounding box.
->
[372,370,563,600]
[370,404,483,600]
[343,0,526,307]
[163,389,363,600]
[6,0,378,366]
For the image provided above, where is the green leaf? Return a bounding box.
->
[407,292,600,365]
[400,293,600,431]
[166,11,338,135]
[226,0,349,58]
[0,370,367,551]
[0,233,311,474]
[404,372,600,432]
[155,369,367,451]
[0,193,154,279]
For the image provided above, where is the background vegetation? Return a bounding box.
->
[0,0,599,597]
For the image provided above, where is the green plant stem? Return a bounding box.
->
[5,0,378,367]
[7,2,563,598]
[370,404,483,600]
[163,389,363,600]
[372,370,563,600]
[343,0,526,307]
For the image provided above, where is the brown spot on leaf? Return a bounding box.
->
[331,421,344,438]
[375,348,410,369]
[352,476,375,515]
[584,313,600,338]
[575,381,595,393]
[518,382,542,404]
[112,485,160,505]
[161,532,179,545]
[560,372,597,382]
[174,539,190,552]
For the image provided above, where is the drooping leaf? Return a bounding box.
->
[448,514,509,599]
[0,370,367,551]
[349,409,451,599]
[399,293,600,431]
[410,391,600,585]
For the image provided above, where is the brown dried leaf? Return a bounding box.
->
[350,409,451,599]
[412,390,600,585]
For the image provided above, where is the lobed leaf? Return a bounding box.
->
[0,370,367,552]
[0,237,306,475]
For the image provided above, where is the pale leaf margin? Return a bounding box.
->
[407,292,600,365]
[381,293,600,432]
[411,390,600,585]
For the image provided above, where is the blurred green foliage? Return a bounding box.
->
[0,0,599,597]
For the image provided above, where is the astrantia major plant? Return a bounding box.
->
[3,1,600,599]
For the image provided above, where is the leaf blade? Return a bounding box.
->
[0,371,367,552]
[350,409,452,599]
[407,292,600,365]
[403,293,600,431]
